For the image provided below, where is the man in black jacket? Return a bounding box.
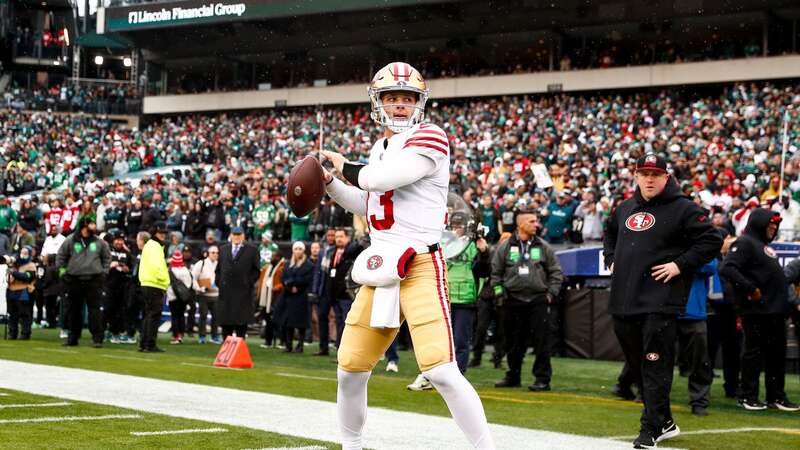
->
[492,210,564,391]
[55,216,112,347]
[721,208,799,412]
[315,228,361,356]
[105,231,134,344]
[603,154,722,449]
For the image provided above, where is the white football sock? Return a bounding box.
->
[423,362,495,449]
[337,368,371,450]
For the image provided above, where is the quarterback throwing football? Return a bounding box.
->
[320,62,495,449]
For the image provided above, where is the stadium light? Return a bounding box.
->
[94,56,104,66]
[123,57,132,68]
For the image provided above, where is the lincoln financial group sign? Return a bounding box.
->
[101,0,457,32]
[128,3,247,25]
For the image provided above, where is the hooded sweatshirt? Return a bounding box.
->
[603,177,723,316]
[719,208,789,315]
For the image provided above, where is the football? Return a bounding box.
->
[286,156,326,217]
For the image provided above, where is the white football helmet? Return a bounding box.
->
[368,62,429,133]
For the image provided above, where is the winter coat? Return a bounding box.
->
[603,178,723,316]
[720,208,790,315]
[280,259,313,329]
[215,243,260,326]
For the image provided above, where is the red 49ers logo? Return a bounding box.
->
[764,246,777,258]
[625,212,656,232]
[367,255,383,270]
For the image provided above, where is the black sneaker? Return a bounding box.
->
[739,398,768,411]
[632,430,656,449]
[768,398,800,412]
[611,384,636,401]
[527,382,551,392]
[655,420,680,443]
[691,405,709,417]
[494,377,521,388]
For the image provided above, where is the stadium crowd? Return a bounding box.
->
[1,79,799,410]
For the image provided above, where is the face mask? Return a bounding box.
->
[18,254,30,264]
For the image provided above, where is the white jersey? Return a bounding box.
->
[365,122,449,249]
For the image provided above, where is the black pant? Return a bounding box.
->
[677,320,713,408]
[7,298,32,339]
[740,314,787,402]
[614,314,676,434]
[284,327,305,350]
[503,299,552,384]
[617,360,641,393]
[66,277,105,345]
[472,297,505,364]
[126,284,144,338]
[197,295,218,338]
[317,295,350,351]
[40,294,58,327]
[451,306,476,373]
[169,299,186,337]
[140,286,165,350]
[104,280,128,335]
[185,298,197,334]
[222,324,247,339]
[707,302,742,397]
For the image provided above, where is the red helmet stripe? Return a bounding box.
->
[402,63,410,80]
[393,63,399,81]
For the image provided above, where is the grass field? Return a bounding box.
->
[0,389,332,450]
[0,329,799,449]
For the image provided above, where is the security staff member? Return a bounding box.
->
[722,208,799,412]
[492,210,564,391]
[603,153,722,449]
[56,216,112,347]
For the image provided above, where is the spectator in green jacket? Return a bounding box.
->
[0,195,18,237]
[543,191,575,244]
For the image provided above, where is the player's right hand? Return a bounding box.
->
[749,288,762,302]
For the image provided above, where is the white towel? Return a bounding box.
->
[352,242,417,329]
[370,283,401,329]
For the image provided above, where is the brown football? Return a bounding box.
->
[287,156,326,217]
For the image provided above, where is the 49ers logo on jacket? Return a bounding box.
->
[625,212,656,231]
[366,255,383,270]
[764,246,777,258]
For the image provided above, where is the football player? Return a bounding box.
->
[320,62,494,450]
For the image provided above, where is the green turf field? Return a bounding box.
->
[0,388,333,449]
[0,329,798,449]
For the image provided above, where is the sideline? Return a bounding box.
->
[0,360,632,449]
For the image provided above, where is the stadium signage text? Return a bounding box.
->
[127,3,246,25]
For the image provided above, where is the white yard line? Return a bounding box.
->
[180,362,245,371]
[0,414,141,424]
[131,427,228,436]
[100,355,155,362]
[0,360,632,450]
[0,402,71,409]
[0,393,10,396]
[275,372,336,382]
[607,427,800,439]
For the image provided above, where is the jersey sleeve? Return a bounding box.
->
[403,123,450,164]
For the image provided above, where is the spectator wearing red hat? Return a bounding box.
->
[167,249,193,344]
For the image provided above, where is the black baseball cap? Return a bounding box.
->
[635,153,668,174]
